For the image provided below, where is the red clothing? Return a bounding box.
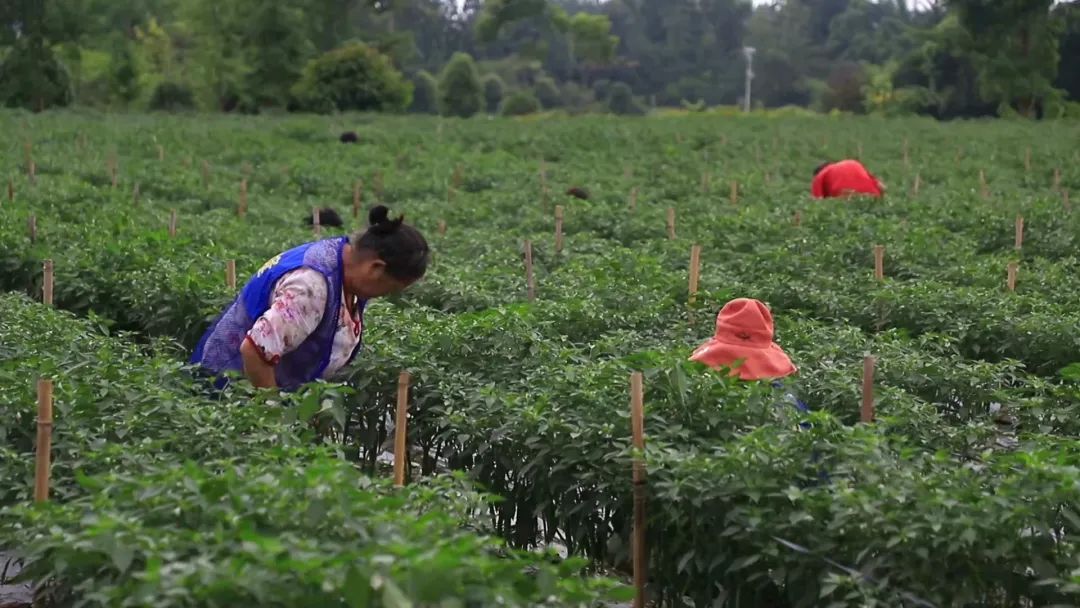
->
[811,160,883,198]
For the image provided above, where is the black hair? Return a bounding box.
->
[813,162,830,176]
[352,205,429,281]
[304,207,344,228]
[340,131,358,143]
[566,186,590,200]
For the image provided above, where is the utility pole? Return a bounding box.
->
[743,46,756,113]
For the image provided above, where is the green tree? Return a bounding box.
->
[483,73,506,113]
[501,89,541,115]
[948,0,1064,117]
[108,34,140,105]
[533,75,561,108]
[244,1,315,110]
[411,70,439,113]
[438,52,484,117]
[291,42,412,113]
[607,81,643,114]
[568,12,618,85]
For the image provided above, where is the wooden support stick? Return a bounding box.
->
[701,171,710,194]
[979,170,989,199]
[873,245,885,281]
[1065,189,1072,213]
[1014,215,1024,251]
[42,260,54,306]
[913,173,921,196]
[437,220,447,235]
[393,371,411,487]
[201,160,210,189]
[629,371,647,608]
[312,207,321,237]
[226,260,237,291]
[857,141,864,158]
[1053,167,1061,191]
[554,205,564,253]
[238,179,248,217]
[157,145,165,162]
[902,138,910,168]
[28,214,37,243]
[861,356,875,423]
[28,161,36,185]
[1007,262,1018,292]
[110,157,118,188]
[524,240,536,301]
[168,210,177,238]
[666,207,676,240]
[353,180,362,219]
[7,178,13,202]
[35,379,54,503]
[793,210,802,227]
[374,171,384,202]
[452,164,463,189]
[688,245,701,306]
[729,180,738,205]
[629,186,638,212]
[1024,147,1031,172]
[132,183,140,206]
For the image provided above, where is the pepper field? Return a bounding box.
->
[2,111,1080,607]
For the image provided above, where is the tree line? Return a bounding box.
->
[1,0,1077,119]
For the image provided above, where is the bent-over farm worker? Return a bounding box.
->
[811,159,884,199]
[191,205,429,391]
[690,298,810,421]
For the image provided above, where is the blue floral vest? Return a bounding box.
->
[190,237,365,391]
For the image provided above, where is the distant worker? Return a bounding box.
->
[811,159,883,199]
[191,205,428,391]
[690,298,809,420]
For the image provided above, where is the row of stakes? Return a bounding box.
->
[30,249,881,608]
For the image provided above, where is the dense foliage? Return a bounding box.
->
[291,43,413,114]
[2,0,1077,116]
[438,52,485,118]
[1,110,1080,607]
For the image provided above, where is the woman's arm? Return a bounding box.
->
[242,269,329,389]
[241,337,279,388]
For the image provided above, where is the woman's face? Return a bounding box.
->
[345,254,415,299]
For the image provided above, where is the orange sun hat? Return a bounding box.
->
[689,298,797,381]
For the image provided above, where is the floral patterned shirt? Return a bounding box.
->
[245,268,362,378]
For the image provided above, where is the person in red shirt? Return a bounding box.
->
[811,159,884,198]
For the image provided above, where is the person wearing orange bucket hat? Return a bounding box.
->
[690,298,811,421]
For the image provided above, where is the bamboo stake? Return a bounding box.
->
[701,171,710,194]
[28,214,37,243]
[629,371,647,608]
[110,157,118,188]
[393,371,411,487]
[1007,262,1018,292]
[913,172,921,196]
[688,245,701,306]
[554,205,564,253]
[312,207,321,237]
[238,179,248,217]
[857,141,864,158]
[1014,215,1024,251]
[1053,168,1061,191]
[35,379,54,503]
[132,183,140,206]
[524,240,536,301]
[793,210,802,227]
[374,170,384,202]
[861,356,875,423]
[201,160,210,189]
[666,208,676,240]
[729,180,738,205]
[157,145,165,161]
[873,245,885,281]
[437,220,447,235]
[452,164,463,189]
[7,178,13,202]
[42,260,54,306]
[979,170,988,199]
[28,161,36,185]
[902,138,910,168]
[353,180,362,219]
[629,186,638,212]
[168,210,177,238]
[226,260,237,291]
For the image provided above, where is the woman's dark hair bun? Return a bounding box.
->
[368,205,403,235]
